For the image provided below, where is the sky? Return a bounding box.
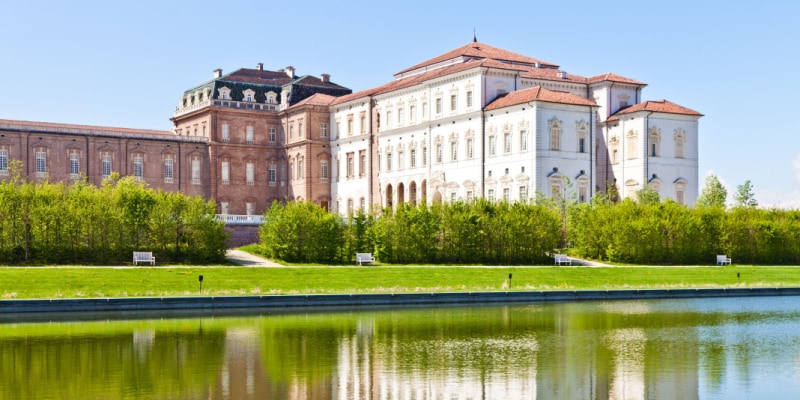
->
[2,0,799,207]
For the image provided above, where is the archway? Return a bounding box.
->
[409,181,417,205]
[397,182,405,205]
[421,179,427,204]
[386,184,393,208]
[432,190,442,204]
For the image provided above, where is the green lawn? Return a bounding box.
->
[1,265,799,300]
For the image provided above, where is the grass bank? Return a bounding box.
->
[1,265,800,300]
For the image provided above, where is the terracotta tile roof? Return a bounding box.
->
[588,72,647,86]
[395,41,558,76]
[0,119,172,136]
[607,100,703,121]
[485,86,597,111]
[519,65,589,84]
[288,93,338,108]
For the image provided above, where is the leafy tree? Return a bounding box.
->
[733,180,758,208]
[636,186,660,205]
[696,174,728,208]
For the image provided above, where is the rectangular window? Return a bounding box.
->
[386,111,392,129]
[359,152,366,177]
[320,123,328,138]
[466,191,473,201]
[191,158,201,185]
[269,128,277,143]
[450,94,457,112]
[466,91,473,108]
[410,149,417,168]
[289,125,295,139]
[467,139,474,159]
[297,160,304,180]
[503,188,510,202]
[409,105,416,122]
[489,136,496,156]
[520,130,528,151]
[69,153,80,178]
[360,197,366,213]
[246,162,255,186]
[102,155,112,179]
[35,150,46,177]
[580,138,586,153]
[347,117,354,135]
[579,187,587,203]
[164,158,174,183]
[360,115,366,133]
[221,161,230,185]
[133,155,143,181]
[450,192,457,202]
[246,202,255,216]
[221,123,230,142]
[451,142,458,161]
[0,149,8,176]
[435,98,442,115]
[386,153,392,171]
[321,160,329,182]
[398,108,404,126]
[436,143,443,163]
[520,186,528,202]
[347,153,354,178]
[246,125,254,144]
[268,165,277,186]
[488,189,495,202]
[398,150,404,170]
[422,102,428,119]
[221,202,230,215]
[422,147,427,166]
[298,122,303,138]
[504,133,512,153]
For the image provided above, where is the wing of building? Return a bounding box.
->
[0,40,701,216]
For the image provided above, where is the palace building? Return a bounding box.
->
[0,39,702,216]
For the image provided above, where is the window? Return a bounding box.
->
[269,128,277,144]
[451,142,458,161]
[649,127,661,157]
[133,154,143,181]
[398,150,405,170]
[450,94,457,112]
[386,111,392,129]
[436,143,443,163]
[451,192,457,202]
[191,158,201,185]
[675,129,686,158]
[579,187,587,203]
[221,123,230,142]
[579,138,586,153]
[0,149,8,176]
[321,160,329,182]
[360,197,366,213]
[101,154,112,179]
[246,126,254,144]
[422,101,428,119]
[347,117,354,135]
[386,152,392,171]
[347,153,354,178]
[268,165,277,186]
[164,157,174,183]
[221,161,230,185]
[297,160,304,180]
[410,149,417,168]
[488,189,495,202]
[435,98,442,115]
[520,186,528,202]
[503,188,510,202]
[221,202,230,215]
[489,136,496,156]
[347,198,354,214]
[409,105,416,123]
[320,123,328,138]
[246,202,255,216]
[359,152,366,177]
[520,130,528,152]
[360,114,367,133]
[398,108,404,126]
[298,123,304,138]
[289,125,295,139]
[549,119,562,151]
[467,138,474,159]
[504,133,512,153]
[422,146,427,166]
[246,162,255,186]
[466,91,473,108]
[35,150,46,177]
[69,153,80,179]
[610,137,620,164]
[627,130,638,159]
[466,191,473,201]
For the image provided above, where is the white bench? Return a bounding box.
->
[716,255,732,265]
[554,254,572,265]
[133,251,156,266]
[356,253,376,265]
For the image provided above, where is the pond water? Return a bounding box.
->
[1,296,800,399]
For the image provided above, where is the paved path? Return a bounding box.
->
[225,249,283,267]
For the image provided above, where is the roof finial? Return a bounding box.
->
[473,28,477,43]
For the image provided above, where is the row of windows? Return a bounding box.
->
[219,160,330,186]
[0,149,203,184]
[379,89,476,131]
[609,129,686,164]
[219,123,330,144]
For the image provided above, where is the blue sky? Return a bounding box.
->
[2,0,798,206]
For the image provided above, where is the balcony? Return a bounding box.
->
[174,99,280,117]
[215,214,264,225]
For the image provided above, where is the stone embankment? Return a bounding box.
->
[1,287,799,314]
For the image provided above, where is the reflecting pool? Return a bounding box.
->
[2,296,800,399]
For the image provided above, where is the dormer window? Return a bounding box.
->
[243,89,256,102]
[265,91,277,104]
[218,87,231,100]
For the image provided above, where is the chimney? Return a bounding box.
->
[214,68,223,78]
[286,66,295,79]
[321,73,330,83]
[557,71,568,79]
[256,63,263,71]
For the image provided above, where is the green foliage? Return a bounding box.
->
[696,174,728,208]
[0,173,227,265]
[734,180,758,208]
[259,200,344,263]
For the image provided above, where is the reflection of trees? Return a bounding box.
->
[0,329,226,400]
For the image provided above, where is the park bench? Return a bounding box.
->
[716,254,732,266]
[356,252,376,266]
[133,251,156,266]
[554,254,572,266]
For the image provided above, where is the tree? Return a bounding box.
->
[696,174,728,208]
[733,180,758,208]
